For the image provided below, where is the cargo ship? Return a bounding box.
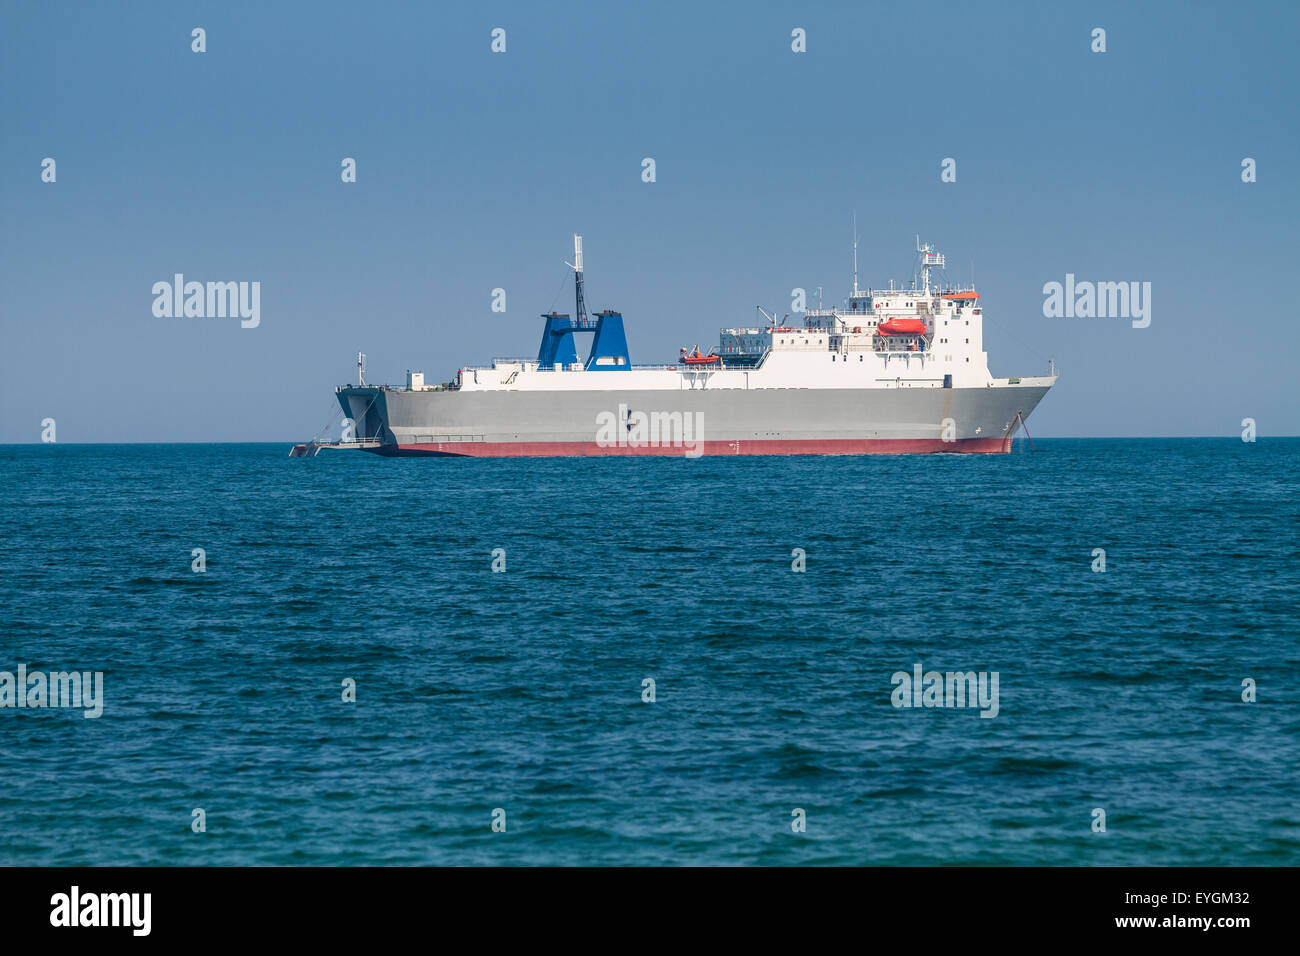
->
[310,236,1055,458]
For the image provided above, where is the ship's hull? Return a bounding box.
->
[337,383,1051,457]
[370,436,1014,456]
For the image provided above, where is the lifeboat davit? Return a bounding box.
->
[876,317,928,335]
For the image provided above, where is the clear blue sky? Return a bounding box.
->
[2,0,1296,441]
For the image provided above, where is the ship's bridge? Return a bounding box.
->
[842,294,874,315]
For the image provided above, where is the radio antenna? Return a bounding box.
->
[851,212,860,297]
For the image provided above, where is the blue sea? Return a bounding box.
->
[1,439,1297,866]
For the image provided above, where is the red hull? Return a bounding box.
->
[374,435,1014,457]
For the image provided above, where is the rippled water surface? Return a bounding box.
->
[1,439,1297,865]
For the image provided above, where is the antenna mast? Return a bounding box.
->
[916,236,945,295]
[357,352,366,387]
[564,234,588,326]
[851,212,861,297]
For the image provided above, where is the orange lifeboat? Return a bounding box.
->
[876,317,928,335]
[680,345,720,365]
